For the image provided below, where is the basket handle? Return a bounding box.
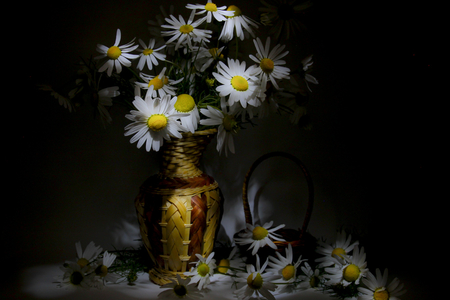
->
[242,151,314,236]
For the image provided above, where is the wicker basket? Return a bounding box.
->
[134,129,222,285]
[237,151,316,263]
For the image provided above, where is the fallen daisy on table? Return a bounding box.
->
[234,221,285,255]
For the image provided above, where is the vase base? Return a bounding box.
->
[148,267,189,286]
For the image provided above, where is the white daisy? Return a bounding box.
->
[136,38,167,71]
[324,246,368,287]
[267,243,305,292]
[161,10,212,50]
[55,261,95,290]
[315,230,359,268]
[358,268,406,300]
[75,241,103,268]
[38,85,73,112]
[219,5,259,42]
[186,1,235,23]
[94,251,121,285]
[170,94,200,133]
[158,274,204,299]
[249,37,290,90]
[297,262,325,291]
[213,58,261,108]
[192,46,225,72]
[301,54,318,92]
[258,0,313,41]
[95,29,139,77]
[184,252,216,290]
[124,89,187,152]
[216,246,239,275]
[199,101,238,156]
[136,67,183,98]
[234,221,286,256]
[96,86,120,125]
[234,255,279,300]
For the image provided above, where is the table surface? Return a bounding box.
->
[17,264,334,300]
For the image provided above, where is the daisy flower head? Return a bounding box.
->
[96,86,120,125]
[234,221,286,256]
[219,5,259,42]
[55,261,95,290]
[267,243,305,292]
[300,54,318,92]
[358,268,406,300]
[38,85,73,112]
[95,29,139,77]
[192,46,225,72]
[234,255,279,300]
[258,0,313,41]
[158,274,204,299]
[315,230,359,268]
[184,252,216,290]
[170,94,200,133]
[94,251,121,285]
[324,245,368,287]
[199,101,239,156]
[136,38,167,71]
[249,37,290,90]
[186,1,235,23]
[136,67,183,98]
[75,241,103,268]
[161,10,212,50]
[124,89,187,152]
[216,246,239,275]
[213,58,261,109]
[297,262,325,291]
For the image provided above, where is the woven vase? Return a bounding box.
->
[134,128,222,285]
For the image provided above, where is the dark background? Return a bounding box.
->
[7,0,438,299]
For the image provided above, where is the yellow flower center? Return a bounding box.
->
[143,48,153,56]
[309,275,319,288]
[209,47,224,59]
[260,58,275,73]
[179,24,194,34]
[374,288,390,300]
[343,264,360,282]
[77,258,89,268]
[223,114,239,133]
[281,265,296,280]
[197,263,210,277]
[231,75,249,91]
[247,273,263,290]
[205,2,217,11]
[147,114,168,131]
[70,271,83,285]
[174,94,195,113]
[252,226,269,240]
[227,5,242,17]
[331,247,346,259]
[217,259,230,274]
[95,265,108,277]
[107,46,122,60]
[174,284,188,296]
[148,76,168,90]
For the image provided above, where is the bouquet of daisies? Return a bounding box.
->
[41,1,317,155]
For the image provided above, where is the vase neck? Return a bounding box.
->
[158,132,214,179]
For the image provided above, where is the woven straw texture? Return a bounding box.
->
[134,129,222,285]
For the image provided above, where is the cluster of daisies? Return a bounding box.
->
[156,224,406,300]
[43,1,317,155]
[54,241,121,290]
[53,226,406,300]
